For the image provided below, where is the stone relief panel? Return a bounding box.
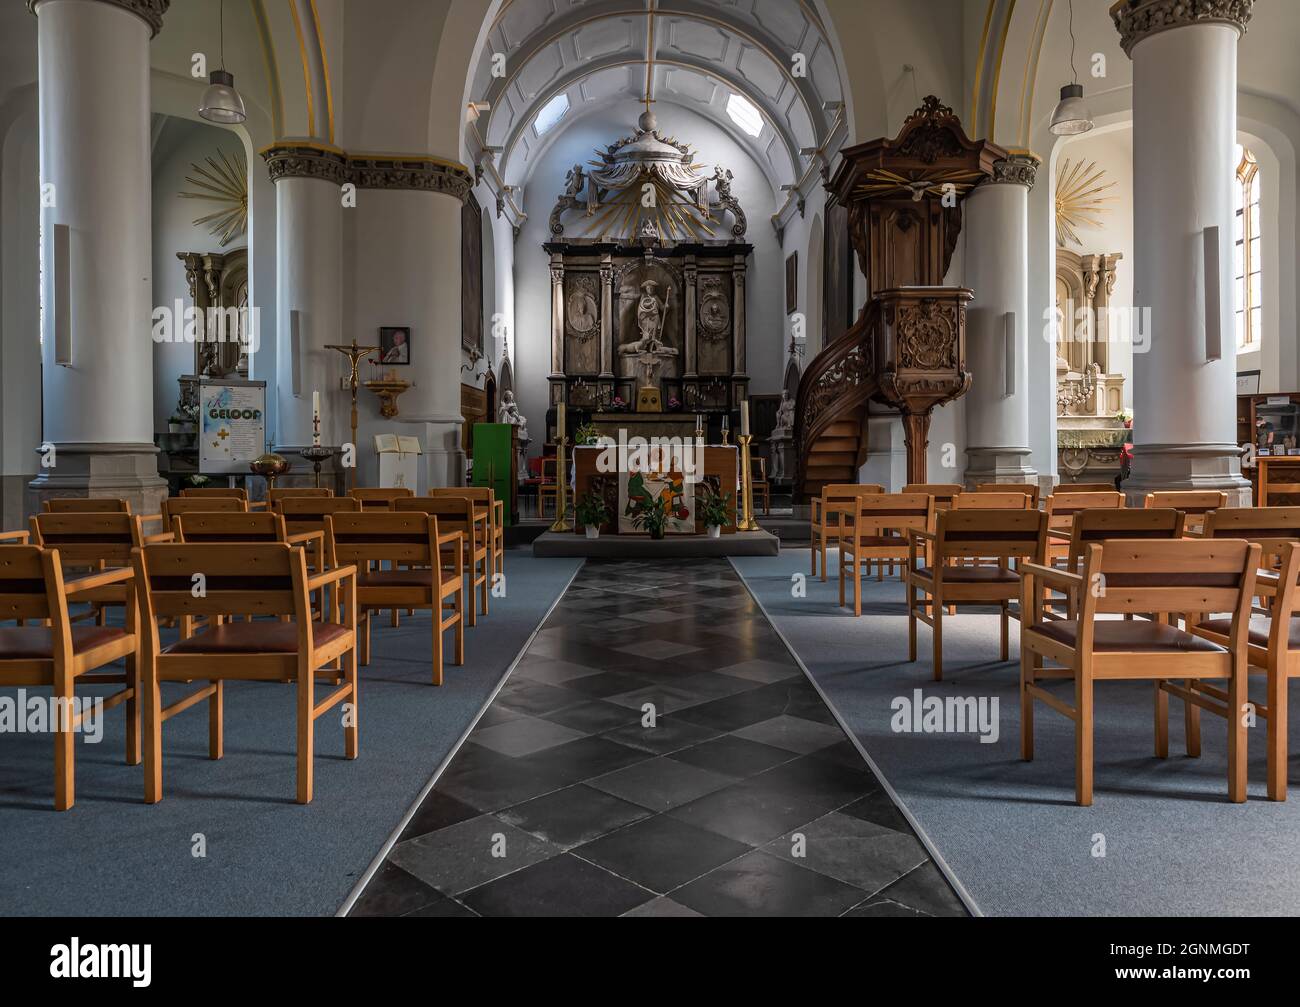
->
[564,272,601,376]
[696,273,733,375]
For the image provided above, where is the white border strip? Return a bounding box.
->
[727,555,985,918]
[335,558,585,917]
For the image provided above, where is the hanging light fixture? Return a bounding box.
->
[1050,0,1093,136]
[199,0,247,125]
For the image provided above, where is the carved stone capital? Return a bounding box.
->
[260,143,349,186]
[349,155,473,202]
[1111,0,1253,57]
[991,152,1039,189]
[30,0,168,37]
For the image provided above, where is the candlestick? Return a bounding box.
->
[737,434,760,531]
[312,390,321,447]
[741,399,750,437]
[557,401,566,440]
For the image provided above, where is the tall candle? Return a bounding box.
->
[722,413,729,431]
[557,401,565,439]
[312,390,321,446]
[741,400,750,437]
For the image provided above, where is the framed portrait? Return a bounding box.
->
[379,326,412,366]
[1236,370,1261,395]
[785,251,798,315]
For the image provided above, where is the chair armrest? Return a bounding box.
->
[437,530,465,549]
[1020,561,1083,593]
[64,567,133,596]
[286,530,324,550]
[142,531,175,544]
[307,563,356,592]
[908,528,936,543]
[248,501,269,511]
[0,529,29,544]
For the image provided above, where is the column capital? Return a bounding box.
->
[29,0,169,38]
[1110,0,1254,57]
[991,152,1040,189]
[260,142,349,186]
[348,155,473,202]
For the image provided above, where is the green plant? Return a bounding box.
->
[631,492,672,538]
[575,491,609,528]
[698,487,733,528]
[575,422,600,446]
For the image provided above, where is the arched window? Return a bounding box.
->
[1234,144,1261,350]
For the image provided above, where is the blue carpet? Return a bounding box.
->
[732,550,1300,916]
[0,549,581,916]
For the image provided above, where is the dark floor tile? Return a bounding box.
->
[400,893,478,917]
[575,814,752,894]
[761,811,928,894]
[562,670,655,698]
[874,862,969,917]
[460,853,650,917]
[437,754,572,813]
[844,898,928,918]
[388,815,560,896]
[744,753,879,814]
[348,862,442,917]
[495,784,652,849]
[672,686,798,732]
[600,716,724,754]
[539,698,641,734]
[524,735,653,786]
[621,897,705,917]
[495,679,592,717]
[589,756,734,811]
[667,778,827,847]
[839,790,910,833]
[667,735,796,779]
[672,850,865,917]
[398,790,481,842]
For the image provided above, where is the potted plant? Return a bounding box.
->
[576,492,609,539]
[575,422,600,447]
[608,396,628,413]
[667,396,683,413]
[631,492,671,540]
[698,486,733,538]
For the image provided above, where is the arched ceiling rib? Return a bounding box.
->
[467,0,844,192]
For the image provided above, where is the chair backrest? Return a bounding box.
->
[348,487,415,510]
[394,495,476,540]
[326,512,435,569]
[133,543,307,631]
[30,513,141,568]
[902,483,963,509]
[268,487,334,502]
[180,487,248,501]
[541,457,558,481]
[161,496,247,525]
[820,484,885,507]
[935,509,1048,561]
[852,493,933,540]
[974,482,1040,507]
[43,497,130,514]
[275,496,360,536]
[750,456,767,480]
[1045,491,1125,531]
[952,491,1034,511]
[1060,482,1119,494]
[1066,508,1184,569]
[430,486,493,504]
[0,545,59,623]
[1201,506,1300,570]
[173,511,287,544]
[1143,490,1228,515]
[1080,539,1258,621]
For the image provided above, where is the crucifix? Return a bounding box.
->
[325,338,380,490]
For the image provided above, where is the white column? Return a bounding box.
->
[29,0,167,512]
[1113,0,1254,502]
[962,154,1037,487]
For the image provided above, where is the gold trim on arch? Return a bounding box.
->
[249,0,284,139]
[308,0,335,144]
[288,0,314,139]
[970,0,995,135]
[987,0,1015,144]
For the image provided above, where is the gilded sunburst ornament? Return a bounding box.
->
[1055,157,1116,248]
[178,147,248,247]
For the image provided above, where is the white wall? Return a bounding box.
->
[513,100,783,463]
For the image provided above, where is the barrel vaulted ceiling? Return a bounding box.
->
[467,0,846,194]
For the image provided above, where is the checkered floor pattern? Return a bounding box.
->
[349,559,967,917]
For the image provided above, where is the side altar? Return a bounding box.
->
[544,110,751,438]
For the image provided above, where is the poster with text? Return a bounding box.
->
[199,380,267,474]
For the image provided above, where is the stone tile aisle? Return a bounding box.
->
[349,559,967,917]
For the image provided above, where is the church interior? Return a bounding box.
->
[2,0,1300,925]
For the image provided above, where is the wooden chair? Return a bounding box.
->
[1044,508,1185,618]
[1187,541,1300,800]
[180,487,247,501]
[952,491,1035,510]
[1059,481,1120,494]
[1198,506,1300,581]
[29,513,160,626]
[395,496,489,624]
[974,483,1040,508]
[431,487,503,583]
[1045,491,1125,565]
[161,495,247,528]
[751,456,771,516]
[274,497,359,570]
[810,483,885,580]
[132,542,358,805]
[906,509,1048,680]
[1144,490,1228,535]
[348,487,415,511]
[325,512,465,685]
[538,457,560,519]
[1019,539,1259,805]
[840,493,934,615]
[0,546,140,810]
[903,483,963,511]
[44,497,130,514]
[268,487,334,503]
[0,530,29,545]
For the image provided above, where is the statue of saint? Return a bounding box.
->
[619,280,678,388]
[498,389,529,444]
[773,390,796,437]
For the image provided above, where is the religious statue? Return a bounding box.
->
[619,280,679,389]
[498,390,530,482]
[773,390,796,437]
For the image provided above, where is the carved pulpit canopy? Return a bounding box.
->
[549,109,747,243]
